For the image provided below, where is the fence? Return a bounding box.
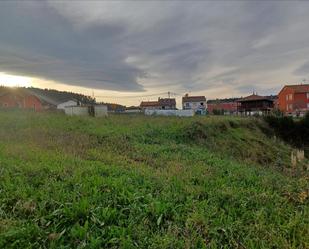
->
[145,109,194,117]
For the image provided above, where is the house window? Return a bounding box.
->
[200,102,204,106]
[286,94,293,101]
[185,103,190,107]
[287,104,293,111]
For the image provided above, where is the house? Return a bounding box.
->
[158,98,176,110]
[140,101,160,110]
[182,94,206,114]
[237,93,274,115]
[140,98,176,110]
[278,84,309,115]
[0,90,42,111]
[207,98,239,115]
[57,100,78,110]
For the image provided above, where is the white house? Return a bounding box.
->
[57,100,78,110]
[182,94,206,113]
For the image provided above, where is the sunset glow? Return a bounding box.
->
[0,73,32,88]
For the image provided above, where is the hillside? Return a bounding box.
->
[0,111,308,248]
[0,86,96,106]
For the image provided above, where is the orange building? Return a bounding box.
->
[0,90,42,111]
[278,84,309,115]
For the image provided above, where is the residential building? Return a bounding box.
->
[0,90,42,111]
[278,84,309,115]
[237,94,274,115]
[207,98,239,114]
[140,98,176,110]
[182,94,206,114]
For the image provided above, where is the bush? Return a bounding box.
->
[264,114,309,149]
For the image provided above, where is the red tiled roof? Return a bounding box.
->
[238,94,274,102]
[140,101,160,107]
[158,98,176,106]
[182,96,206,102]
[285,84,309,93]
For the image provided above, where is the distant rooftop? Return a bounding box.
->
[238,94,274,102]
[283,84,309,93]
[182,94,206,102]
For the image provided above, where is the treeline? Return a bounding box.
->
[27,87,96,105]
[264,112,309,150]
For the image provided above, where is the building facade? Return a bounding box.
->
[207,98,239,114]
[278,84,309,115]
[182,94,206,114]
[0,91,42,111]
[140,98,176,110]
[237,94,274,115]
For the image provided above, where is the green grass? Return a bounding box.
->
[0,110,308,248]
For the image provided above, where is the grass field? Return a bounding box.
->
[0,110,308,248]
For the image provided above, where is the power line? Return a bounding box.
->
[94,91,181,99]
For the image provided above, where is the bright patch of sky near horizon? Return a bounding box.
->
[0,1,309,106]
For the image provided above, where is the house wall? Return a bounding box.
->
[24,95,42,111]
[278,87,295,113]
[207,102,238,113]
[0,94,42,111]
[293,93,309,110]
[278,87,309,113]
[0,95,21,108]
[183,101,206,111]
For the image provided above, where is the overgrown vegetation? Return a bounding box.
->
[264,112,309,154]
[0,111,308,248]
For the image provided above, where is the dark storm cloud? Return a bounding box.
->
[1,1,309,94]
[0,2,145,91]
[294,61,309,76]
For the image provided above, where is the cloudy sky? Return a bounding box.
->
[0,1,309,106]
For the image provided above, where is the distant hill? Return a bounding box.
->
[0,86,96,106]
[25,87,96,106]
[0,86,129,111]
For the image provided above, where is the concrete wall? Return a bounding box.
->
[145,109,194,117]
[64,106,89,116]
[94,105,108,117]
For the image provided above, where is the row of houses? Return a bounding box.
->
[139,94,207,113]
[136,84,309,116]
[207,84,309,116]
[1,84,309,116]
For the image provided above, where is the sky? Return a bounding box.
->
[0,1,309,106]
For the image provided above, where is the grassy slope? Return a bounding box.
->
[0,111,308,249]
